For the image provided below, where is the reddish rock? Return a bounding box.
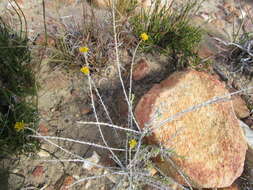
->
[133,58,150,81]
[32,165,44,177]
[38,123,49,136]
[60,176,74,190]
[135,70,247,188]
[79,105,92,115]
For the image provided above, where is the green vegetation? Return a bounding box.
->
[130,0,203,68]
[0,17,39,156]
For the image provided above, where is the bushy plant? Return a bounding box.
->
[0,17,39,156]
[130,0,202,68]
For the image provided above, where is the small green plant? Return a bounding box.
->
[0,17,39,156]
[130,0,202,68]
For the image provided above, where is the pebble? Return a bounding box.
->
[133,58,150,81]
[32,165,44,177]
[38,123,49,136]
[83,151,100,170]
[59,176,74,190]
[37,149,50,157]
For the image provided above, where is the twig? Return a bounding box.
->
[90,78,120,138]
[150,86,253,131]
[85,53,124,168]
[111,0,141,132]
[31,135,126,152]
[77,121,141,134]
[128,41,141,129]
[27,128,84,160]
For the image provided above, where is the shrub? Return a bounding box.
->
[0,17,39,156]
[130,0,202,68]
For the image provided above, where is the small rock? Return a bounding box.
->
[148,167,157,176]
[79,105,92,115]
[232,95,250,119]
[37,150,50,158]
[60,176,74,190]
[32,166,44,177]
[238,9,246,20]
[73,175,80,180]
[83,151,100,170]
[38,123,49,136]
[133,58,150,81]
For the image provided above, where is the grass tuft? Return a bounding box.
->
[130,0,203,69]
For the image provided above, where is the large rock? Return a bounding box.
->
[135,70,247,188]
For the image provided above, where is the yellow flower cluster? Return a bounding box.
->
[140,33,149,41]
[79,46,89,53]
[80,66,90,75]
[129,139,137,149]
[14,121,25,132]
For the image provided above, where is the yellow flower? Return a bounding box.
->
[14,121,25,132]
[129,139,137,149]
[80,66,90,75]
[79,46,89,53]
[140,33,149,41]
